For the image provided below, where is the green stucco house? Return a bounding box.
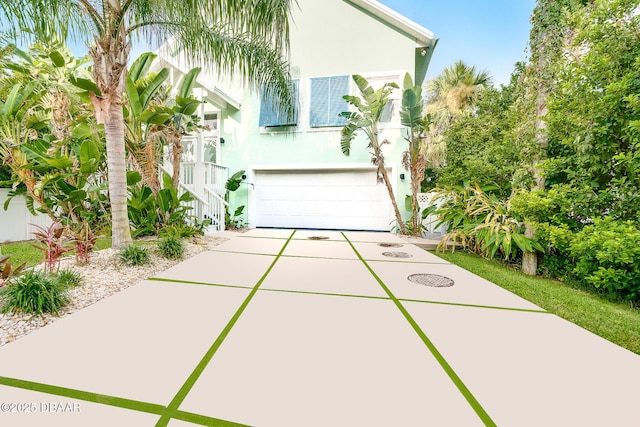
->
[153,0,437,232]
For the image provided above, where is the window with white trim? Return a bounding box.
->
[259,80,299,127]
[309,75,350,127]
[364,74,401,123]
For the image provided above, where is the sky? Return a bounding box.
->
[378,0,537,86]
[64,0,537,88]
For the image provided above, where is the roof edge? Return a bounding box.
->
[154,50,242,110]
[346,0,435,45]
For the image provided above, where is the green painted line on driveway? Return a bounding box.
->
[0,375,246,425]
[172,409,251,426]
[398,298,548,314]
[211,248,356,262]
[147,277,254,291]
[363,258,450,265]
[237,235,287,240]
[0,375,165,415]
[155,230,297,427]
[211,249,279,257]
[149,277,546,314]
[343,233,497,427]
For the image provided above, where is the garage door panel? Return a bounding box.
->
[254,169,393,231]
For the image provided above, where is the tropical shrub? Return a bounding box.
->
[1,271,68,315]
[0,41,110,262]
[568,218,640,303]
[428,184,543,260]
[0,254,26,287]
[127,171,196,237]
[118,244,150,266]
[160,222,208,239]
[30,222,71,274]
[157,236,184,260]
[224,170,246,229]
[226,205,246,230]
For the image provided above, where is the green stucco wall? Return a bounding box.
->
[217,0,433,229]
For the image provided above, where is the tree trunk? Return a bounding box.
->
[88,8,132,249]
[380,166,407,235]
[522,223,538,275]
[410,152,427,237]
[169,131,184,188]
[104,99,133,248]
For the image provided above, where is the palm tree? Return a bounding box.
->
[0,0,295,248]
[340,74,408,235]
[425,60,492,166]
[400,73,430,236]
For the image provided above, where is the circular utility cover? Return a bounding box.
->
[407,274,454,288]
[378,243,403,248]
[382,251,413,258]
[307,236,330,240]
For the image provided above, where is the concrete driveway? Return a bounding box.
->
[0,229,638,426]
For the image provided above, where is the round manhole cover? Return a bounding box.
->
[408,274,454,287]
[382,251,413,258]
[307,236,330,240]
[378,243,403,248]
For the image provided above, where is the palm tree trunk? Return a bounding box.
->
[103,99,133,248]
[411,165,421,236]
[380,167,407,235]
[410,150,427,237]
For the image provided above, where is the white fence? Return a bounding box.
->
[0,189,52,243]
[417,192,448,238]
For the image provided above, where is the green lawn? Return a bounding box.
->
[433,250,640,355]
[1,238,112,268]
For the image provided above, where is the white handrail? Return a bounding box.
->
[204,187,229,207]
[159,165,209,205]
[178,181,209,206]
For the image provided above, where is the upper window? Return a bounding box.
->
[365,74,401,123]
[259,80,299,127]
[309,75,349,127]
[203,113,218,132]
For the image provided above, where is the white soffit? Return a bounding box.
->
[155,53,242,110]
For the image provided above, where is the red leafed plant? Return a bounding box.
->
[0,255,26,287]
[30,222,71,274]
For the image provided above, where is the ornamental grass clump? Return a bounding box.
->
[55,269,84,289]
[118,244,150,266]
[157,236,184,260]
[1,271,68,315]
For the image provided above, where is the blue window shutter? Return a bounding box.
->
[329,75,349,127]
[259,89,277,127]
[259,80,299,127]
[310,75,349,127]
[310,77,330,127]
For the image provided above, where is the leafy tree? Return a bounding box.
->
[340,74,407,234]
[519,0,584,275]
[544,0,640,223]
[424,60,492,167]
[0,41,109,261]
[0,0,296,248]
[437,64,531,197]
[123,52,203,193]
[400,73,429,236]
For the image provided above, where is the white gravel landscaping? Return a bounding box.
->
[0,235,228,346]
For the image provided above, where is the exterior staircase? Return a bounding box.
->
[163,135,229,233]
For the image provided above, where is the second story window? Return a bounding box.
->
[365,74,401,124]
[259,80,299,127]
[309,75,349,127]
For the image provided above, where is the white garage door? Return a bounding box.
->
[253,169,393,231]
